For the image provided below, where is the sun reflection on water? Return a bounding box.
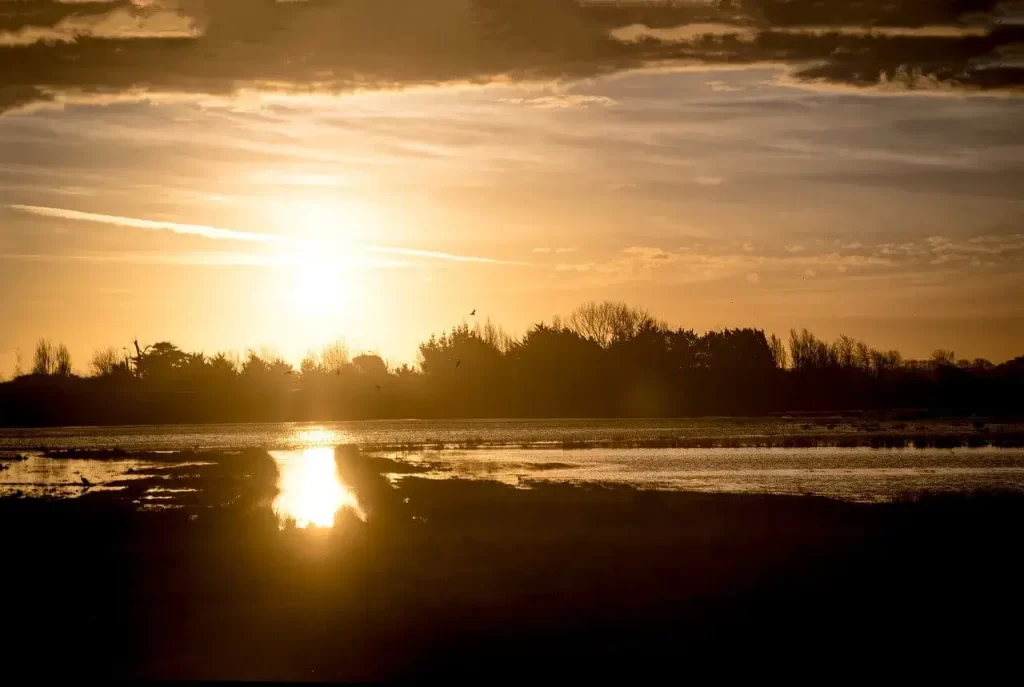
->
[271,445,364,528]
[291,427,349,448]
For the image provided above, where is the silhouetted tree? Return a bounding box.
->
[91,347,124,377]
[54,344,72,377]
[768,334,788,369]
[1,302,1022,425]
[353,354,388,377]
[208,352,239,378]
[321,340,350,374]
[135,342,189,383]
[32,339,56,376]
[566,301,660,348]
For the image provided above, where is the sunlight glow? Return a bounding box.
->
[293,253,344,315]
[272,446,365,528]
[270,198,372,319]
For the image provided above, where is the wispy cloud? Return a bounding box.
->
[10,204,287,243]
[363,245,527,266]
[499,95,617,109]
[0,251,409,268]
[8,204,521,266]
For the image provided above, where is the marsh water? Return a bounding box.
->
[3,419,1024,508]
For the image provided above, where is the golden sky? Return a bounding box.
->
[1,1,1023,373]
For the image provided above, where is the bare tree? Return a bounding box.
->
[321,340,350,373]
[566,301,659,347]
[768,333,788,369]
[473,318,514,353]
[300,349,324,375]
[854,341,871,371]
[871,349,903,375]
[32,338,56,375]
[91,346,124,376]
[833,334,857,369]
[55,344,72,376]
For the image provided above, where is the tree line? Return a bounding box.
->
[2,301,1022,426]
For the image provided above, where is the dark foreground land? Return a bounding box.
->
[4,447,1023,680]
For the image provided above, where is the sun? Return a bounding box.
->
[292,255,343,315]
[263,195,385,358]
[270,198,365,315]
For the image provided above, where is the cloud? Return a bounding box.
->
[363,245,527,266]
[706,79,745,92]
[10,203,287,243]
[499,94,617,108]
[8,203,523,265]
[0,0,1021,113]
[926,232,1024,263]
[545,233,1024,288]
[556,262,596,272]
[0,250,410,268]
[0,5,199,46]
[611,22,758,43]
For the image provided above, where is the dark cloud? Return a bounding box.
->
[0,1,133,33]
[0,0,1021,112]
[586,0,1005,29]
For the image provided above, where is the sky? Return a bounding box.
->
[1,0,1023,374]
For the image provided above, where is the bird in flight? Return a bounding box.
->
[80,476,92,488]
[375,384,382,392]
[455,359,462,368]
[470,309,476,316]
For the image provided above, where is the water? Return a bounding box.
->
[2,420,1023,506]
[381,445,1024,502]
[270,447,365,527]
[0,417,1016,452]
[0,453,210,498]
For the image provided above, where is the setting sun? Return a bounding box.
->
[292,255,343,315]
[269,198,377,343]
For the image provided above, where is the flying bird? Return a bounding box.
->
[375,384,382,392]
[80,476,92,488]
[455,359,461,369]
[470,309,476,316]
[284,370,294,375]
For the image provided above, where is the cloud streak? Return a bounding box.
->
[8,204,522,266]
[364,245,527,266]
[10,204,288,243]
